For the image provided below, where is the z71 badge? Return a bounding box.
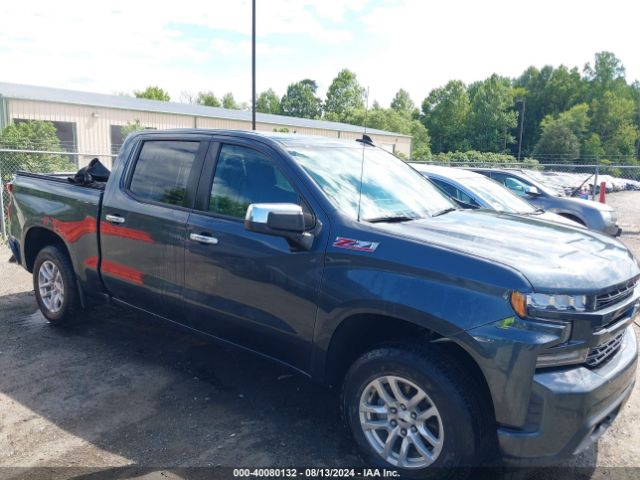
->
[333,237,380,252]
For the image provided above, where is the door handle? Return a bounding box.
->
[105,214,125,224]
[189,233,219,245]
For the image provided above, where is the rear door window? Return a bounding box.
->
[129,141,200,207]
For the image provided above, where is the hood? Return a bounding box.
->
[563,197,613,212]
[378,210,638,292]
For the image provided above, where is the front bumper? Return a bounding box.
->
[499,325,637,462]
[605,223,622,237]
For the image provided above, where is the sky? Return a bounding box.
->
[1,0,639,107]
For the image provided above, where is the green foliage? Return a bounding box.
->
[345,99,431,159]
[534,120,581,163]
[280,79,322,119]
[197,91,221,107]
[584,51,627,97]
[120,119,145,138]
[390,89,416,116]
[421,80,471,153]
[0,121,74,179]
[582,133,605,160]
[324,69,365,122]
[590,91,635,139]
[272,127,290,133]
[134,86,171,101]
[257,89,281,114]
[468,74,518,152]
[409,121,431,160]
[222,92,239,110]
[426,150,540,168]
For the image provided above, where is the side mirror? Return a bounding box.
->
[245,203,314,250]
[525,186,540,196]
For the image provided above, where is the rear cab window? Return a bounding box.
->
[128,140,200,207]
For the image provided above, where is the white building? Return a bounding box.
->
[0,82,411,167]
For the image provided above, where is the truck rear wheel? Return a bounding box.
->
[341,345,490,479]
[33,246,82,325]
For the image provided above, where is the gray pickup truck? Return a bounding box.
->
[6,130,640,478]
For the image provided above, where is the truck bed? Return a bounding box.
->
[9,170,105,296]
[16,171,108,190]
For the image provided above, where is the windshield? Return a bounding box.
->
[288,145,455,221]
[461,177,536,213]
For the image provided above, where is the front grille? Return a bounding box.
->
[595,279,637,310]
[586,333,625,368]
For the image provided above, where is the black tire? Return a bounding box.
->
[33,245,82,325]
[341,345,491,480]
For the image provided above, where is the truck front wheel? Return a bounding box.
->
[33,246,82,325]
[341,345,490,479]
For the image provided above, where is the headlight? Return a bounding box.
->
[601,209,616,225]
[510,291,589,368]
[510,292,587,317]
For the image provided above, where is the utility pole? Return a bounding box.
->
[251,0,256,130]
[517,99,525,161]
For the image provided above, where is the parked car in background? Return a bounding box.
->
[410,164,583,228]
[470,168,622,236]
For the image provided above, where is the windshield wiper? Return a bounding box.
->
[365,215,418,223]
[432,207,457,217]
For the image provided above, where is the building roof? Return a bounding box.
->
[0,81,409,138]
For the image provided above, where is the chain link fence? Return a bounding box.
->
[2,147,640,241]
[0,148,116,241]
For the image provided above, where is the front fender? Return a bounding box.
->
[311,253,527,381]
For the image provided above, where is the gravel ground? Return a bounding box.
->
[1,191,639,480]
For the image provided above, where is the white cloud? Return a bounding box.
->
[0,0,638,107]
[355,0,640,104]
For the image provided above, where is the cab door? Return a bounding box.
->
[100,135,208,319]
[183,139,328,372]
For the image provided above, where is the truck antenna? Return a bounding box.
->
[356,86,370,222]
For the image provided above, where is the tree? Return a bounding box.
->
[584,51,627,98]
[533,118,581,163]
[556,103,590,141]
[390,89,415,116]
[120,119,145,138]
[582,133,605,160]
[421,80,471,153]
[222,92,239,110]
[348,104,431,159]
[590,91,635,140]
[0,121,73,180]
[134,86,171,101]
[468,75,518,152]
[256,89,281,114]
[196,91,221,107]
[280,79,322,119]
[513,65,586,155]
[603,123,638,160]
[324,69,365,122]
[409,121,431,159]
